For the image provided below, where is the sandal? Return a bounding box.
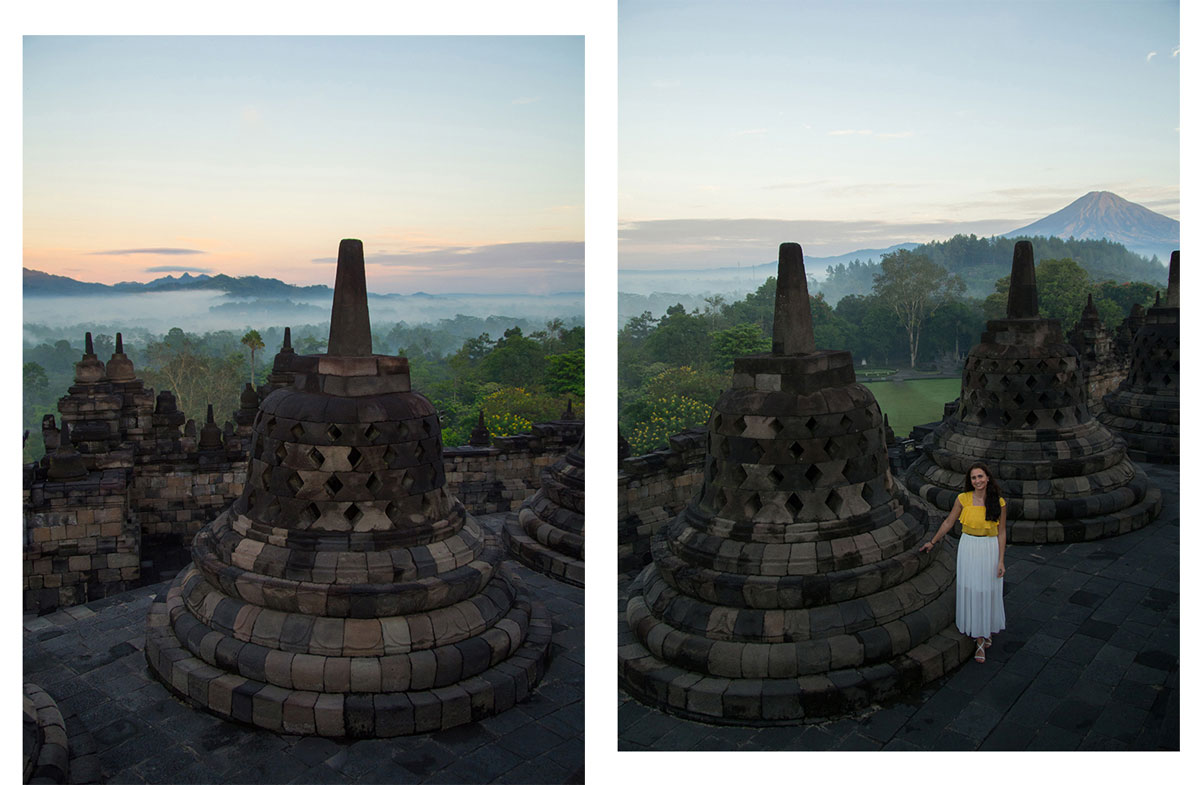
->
[984,637,992,649]
[974,639,986,663]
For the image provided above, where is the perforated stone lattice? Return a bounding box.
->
[618,244,971,725]
[903,244,1162,542]
[504,436,584,587]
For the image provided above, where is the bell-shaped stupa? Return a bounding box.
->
[904,241,1161,542]
[146,239,551,737]
[618,243,969,724]
[504,435,584,586]
[1097,251,1179,463]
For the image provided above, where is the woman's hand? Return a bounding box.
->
[919,541,934,553]
[997,559,1006,578]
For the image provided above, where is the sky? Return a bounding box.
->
[619,0,1181,269]
[23,35,583,294]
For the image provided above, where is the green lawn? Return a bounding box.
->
[862,378,962,440]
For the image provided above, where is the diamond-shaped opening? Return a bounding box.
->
[325,475,344,497]
[326,424,343,441]
[366,473,382,493]
[804,416,819,433]
[422,418,433,436]
[344,503,362,523]
[744,493,762,519]
[1024,411,1039,427]
[290,423,305,439]
[839,414,853,430]
[385,501,398,520]
[768,467,785,486]
[1052,409,1066,425]
[731,465,748,486]
[383,445,398,466]
[266,416,277,431]
[789,441,804,460]
[401,472,415,491]
[363,423,381,442]
[712,414,723,432]
[1012,392,1025,407]
[1024,376,1037,389]
[414,442,425,461]
[307,446,325,468]
[804,463,822,485]
[733,415,747,434]
[999,375,1011,386]
[300,503,320,525]
[348,446,363,469]
[825,489,843,516]
[768,417,784,436]
[287,472,304,494]
[275,443,288,463]
[714,488,728,509]
[785,493,802,517]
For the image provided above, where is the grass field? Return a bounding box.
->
[862,378,962,440]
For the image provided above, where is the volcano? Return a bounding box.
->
[1006,191,1178,262]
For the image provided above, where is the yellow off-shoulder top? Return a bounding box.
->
[957,491,1006,537]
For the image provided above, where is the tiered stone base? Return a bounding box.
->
[616,515,973,724]
[618,573,972,724]
[502,448,584,587]
[145,568,551,737]
[1099,390,1179,464]
[24,683,99,785]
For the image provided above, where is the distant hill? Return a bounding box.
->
[1005,191,1178,262]
[24,267,333,299]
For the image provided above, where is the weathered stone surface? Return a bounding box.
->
[904,241,1162,541]
[504,434,584,586]
[1098,250,1179,463]
[144,241,550,737]
[618,242,968,724]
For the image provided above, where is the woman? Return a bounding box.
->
[919,462,1006,663]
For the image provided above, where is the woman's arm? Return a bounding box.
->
[996,503,1007,577]
[919,498,962,552]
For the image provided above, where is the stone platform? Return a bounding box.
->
[619,462,1178,750]
[22,513,583,784]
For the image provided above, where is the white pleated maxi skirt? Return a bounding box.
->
[956,533,1006,638]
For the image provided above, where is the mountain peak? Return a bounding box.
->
[1006,191,1178,262]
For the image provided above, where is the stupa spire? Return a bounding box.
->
[1167,250,1179,308]
[771,242,816,355]
[1006,240,1039,318]
[327,239,373,356]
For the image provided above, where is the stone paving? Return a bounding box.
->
[618,462,1179,751]
[23,513,583,784]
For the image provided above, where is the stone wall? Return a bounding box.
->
[23,469,139,614]
[444,420,584,513]
[617,428,706,573]
[130,457,248,540]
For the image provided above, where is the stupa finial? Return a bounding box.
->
[327,239,373,356]
[1167,250,1179,308]
[771,242,816,355]
[282,326,293,351]
[85,332,95,356]
[1006,241,1039,318]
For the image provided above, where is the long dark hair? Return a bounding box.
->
[963,462,1003,522]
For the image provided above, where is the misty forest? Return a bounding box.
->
[23,313,584,464]
[619,235,1163,455]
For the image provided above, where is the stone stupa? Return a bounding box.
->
[618,242,970,724]
[503,435,584,587]
[146,239,551,737]
[1098,251,1179,463]
[904,241,1161,542]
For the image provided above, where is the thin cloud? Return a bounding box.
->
[829,129,912,139]
[89,248,205,256]
[875,131,914,139]
[1146,51,1157,63]
[313,241,584,271]
[829,129,872,136]
[144,265,214,273]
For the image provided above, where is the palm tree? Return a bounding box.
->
[241,329,264,385]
